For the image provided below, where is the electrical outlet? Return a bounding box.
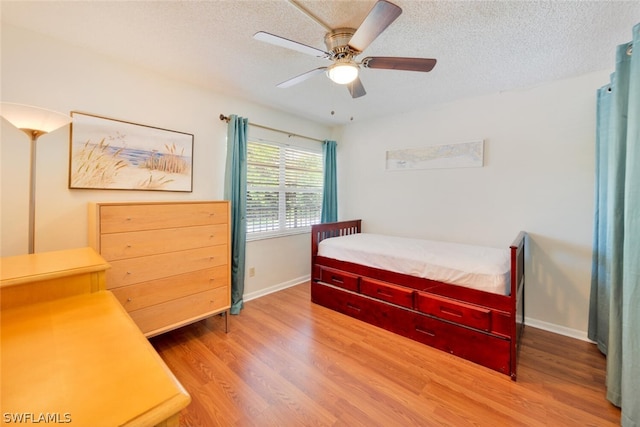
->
[249,267,255,277]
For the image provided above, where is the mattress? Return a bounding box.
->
[317,233,511,295]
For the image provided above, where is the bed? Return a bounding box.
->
[311,220,526,380]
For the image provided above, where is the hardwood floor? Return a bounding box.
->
[150,282,620,426]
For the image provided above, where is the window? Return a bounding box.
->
[246,140,323,238]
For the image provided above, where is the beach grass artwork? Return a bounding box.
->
[69,112,193,192]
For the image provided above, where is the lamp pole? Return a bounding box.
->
[1,102,72,254]
[24,129,46,254]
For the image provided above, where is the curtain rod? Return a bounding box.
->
[219,114,325,143]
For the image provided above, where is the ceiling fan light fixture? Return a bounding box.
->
[327,62,359,85]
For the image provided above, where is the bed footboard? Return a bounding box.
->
[509,231,527,380]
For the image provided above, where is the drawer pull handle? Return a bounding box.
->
[416,327,435,337]
[331,275,344,284]
[126,271,131,275]
[127,298,132,302]
[440,306,463,318]
[126,244,131,248]
[126,217,132,221]
[346,303,360,312]
[210,234,215,238]
[376,289,393,298]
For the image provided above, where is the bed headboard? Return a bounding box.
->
[311,219,362,256]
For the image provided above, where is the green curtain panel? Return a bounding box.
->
[589,23,639,427]
[589,83,612,354]
[224,115,248,315]
[321,140,337,223]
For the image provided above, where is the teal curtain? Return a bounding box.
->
[589,23,639,427]
[321,140,337,223]
[224,115,248,315]
[589,83,613,354]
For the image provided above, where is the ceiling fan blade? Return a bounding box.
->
[254,31,329,58]
[348,0,402,53]
[277,67,327,88]
[347,77,366,98]
[362,57,437,72]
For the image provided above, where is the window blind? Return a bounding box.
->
[247,141,322,235]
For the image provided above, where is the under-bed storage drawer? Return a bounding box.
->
[319,267,360,292]
[311,281,416,338]
[311,281,511,376]
[410,313,511,376]
[416,292,491,332]
[360,278,414,309]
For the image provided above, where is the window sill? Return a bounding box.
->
[246,227,312,242]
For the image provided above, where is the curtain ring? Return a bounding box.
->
[627,45,633,56]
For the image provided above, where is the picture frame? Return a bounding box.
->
[386,140,484,171]
[69,112,194,192]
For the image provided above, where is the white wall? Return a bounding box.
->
[1,24,331,297]
[1,23,608,338]
[334,70,610,338]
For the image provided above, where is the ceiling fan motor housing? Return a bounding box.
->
[324,28,360,60]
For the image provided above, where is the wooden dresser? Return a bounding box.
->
[89,201,231,337]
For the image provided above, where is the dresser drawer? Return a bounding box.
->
[98,202,228,233]
[111,266,228,312]
[416,292,491,332]
[360,278,414,309]
[319,267,360,292]
[130,287,229,336]
[99,224,227,260]
[106,245,227,288]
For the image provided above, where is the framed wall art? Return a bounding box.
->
[386,140,484,171]
[69,112,194,192]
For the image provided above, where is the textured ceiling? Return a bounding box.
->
[2,1,639,125]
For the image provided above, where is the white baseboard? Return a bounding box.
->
[525,316,593,342]
[243,275,310,302]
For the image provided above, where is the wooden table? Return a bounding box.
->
[1,248,190,426]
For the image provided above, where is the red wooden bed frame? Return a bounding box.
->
[311,220,526,380]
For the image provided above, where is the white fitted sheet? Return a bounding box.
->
[318,233,511,295]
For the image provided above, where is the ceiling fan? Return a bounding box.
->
[253,0,437,99]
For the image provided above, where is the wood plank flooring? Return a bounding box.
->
[150,282,620,426]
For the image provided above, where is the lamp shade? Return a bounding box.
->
[327,62,359,85]
[0,102,72,134]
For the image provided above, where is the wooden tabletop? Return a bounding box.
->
[1,291,190,426]
[0,247,111,288]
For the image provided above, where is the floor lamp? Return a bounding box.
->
[1,103,72,254]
